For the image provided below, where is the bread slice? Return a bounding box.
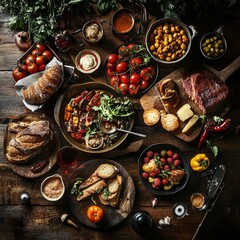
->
[107,178,119,194]
[77,179,106,201]
[143,108,160,126]
[96,164,118,179]
[78,170,101,190]
[160,110,179,131]
[109,174,123,207]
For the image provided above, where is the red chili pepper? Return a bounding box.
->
[31,158,49,173]
[210,118,230,132]
[198,127,209,149]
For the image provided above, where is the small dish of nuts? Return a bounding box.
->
[145,18,197,64]
[200,27,227,60]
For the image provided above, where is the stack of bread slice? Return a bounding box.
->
[77,163,123,207]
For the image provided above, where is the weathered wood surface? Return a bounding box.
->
[1,6,240,240]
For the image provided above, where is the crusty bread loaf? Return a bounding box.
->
[22,65,61,105]
[143,108,161,126]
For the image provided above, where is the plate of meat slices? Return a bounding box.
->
[4,113,60,178]
[140,56,240,142]
[67,159,135,229]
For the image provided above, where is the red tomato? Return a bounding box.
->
[106,62,115,70]
[110,76,119,87]
[42,50,53,62]
[38,64,46,72]
[120,74,130,84]
[119,83,129,94]
[140,68,151,81]
[21,64,28,72]
[36,55,45,66]
[107,68,116,77]
[35,43,46,53]
[129,83,139,95]
[130,73,140,84]
[25,54,36,66]
[147,65,156,77]
[87,205,104,223]
[128,43,135,49]
[32,49,39,57]
[107,53,118,64]
[12,67,27,81]
[130,57,143,71]
[27,63,38,74]
[140,80,149,89]
[116,61,128,73]
[118,45,129,59]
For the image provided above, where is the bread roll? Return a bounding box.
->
[22,65,62,105]
[160,110,179,131]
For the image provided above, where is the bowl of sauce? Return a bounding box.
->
[75,49,101,74]
[82,20,104,44]
[190,192,207,210]
[40,174,65,201]
[112,9,135,39]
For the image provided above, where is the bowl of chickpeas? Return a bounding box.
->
[145,18,197,64]
[200,27,227,60]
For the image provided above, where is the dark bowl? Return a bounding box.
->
[54,82,135,154]
[200,29,227,60]
[145,18,197,64]
[104,43,159,98]
[138,143,190,195]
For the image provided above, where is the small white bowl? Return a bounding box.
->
[40,174,65,201]
[75,49,101,74]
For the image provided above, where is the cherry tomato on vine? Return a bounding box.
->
[116,61,128,73]
[106,62,116,70]
[27,63,38,74]
[147,65,156,77]
[21,64,28,72]
[12,67,27,81]
[130,57,143,71]
[130,73,141,84]
[119,83,129,94]
[120,74,130,84]
[110,76,119,86]
[42,50,53,62]
[129,83,139,95]
[140,80,149,89]
[36,55,45,66]
[87,205,104,223]
[140,68,151,81]
[38,64,46,72]
[128,43,135,49]
[118,45,129,59]
[107,68,116,77]
[32,49,39,57]
[35,43,46,53]
[107,53,118,64]
[25,54,36,65]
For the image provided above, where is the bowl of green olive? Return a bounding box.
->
[200,27,227,60]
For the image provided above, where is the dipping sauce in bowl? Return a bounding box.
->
[75,49,101,74]
[41,174,65,201]
[112,9,134,35]
[190,192,207,210]
[83,20,103,43]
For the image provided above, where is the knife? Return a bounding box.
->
[207,164,226,201]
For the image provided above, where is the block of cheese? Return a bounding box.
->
[182,115,199,133]
[177,103,194,122]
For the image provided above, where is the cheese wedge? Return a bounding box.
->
[177,103,194,122]
[182,115,199,133]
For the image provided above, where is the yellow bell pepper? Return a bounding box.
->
[190,153,210,172]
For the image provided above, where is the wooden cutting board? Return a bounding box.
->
[140,56,240,142]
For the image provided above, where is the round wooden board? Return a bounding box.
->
[4,114,60,178]
[67,159,135,229]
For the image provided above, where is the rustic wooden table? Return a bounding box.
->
[1,6,240,240]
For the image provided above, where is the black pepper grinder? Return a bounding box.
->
[20,193,30,205]
[131,211,153,233]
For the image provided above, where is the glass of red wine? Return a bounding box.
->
[57,146,81,175]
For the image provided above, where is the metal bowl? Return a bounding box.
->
[145,18,197,64]
[138,143,190,195]
[200,27,227,60]
[54,82,135,154]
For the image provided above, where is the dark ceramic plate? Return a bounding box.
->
[54,82,135,154]
[138,143,190,195]
[104,43,159,97]
[67,159,135,229]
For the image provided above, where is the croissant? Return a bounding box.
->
[22,64,62,105]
